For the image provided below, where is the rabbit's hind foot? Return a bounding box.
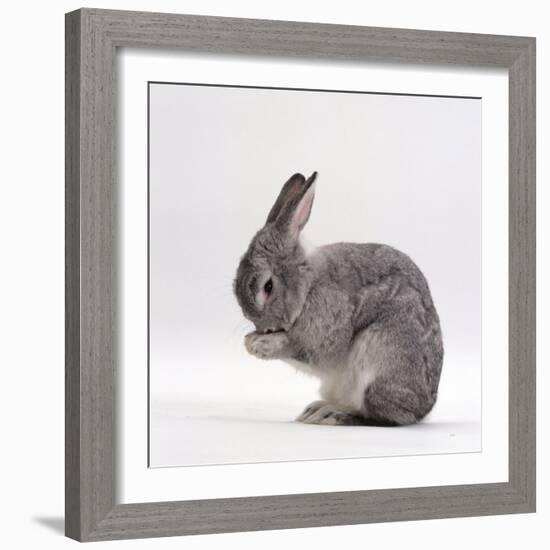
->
[296,401,362,426]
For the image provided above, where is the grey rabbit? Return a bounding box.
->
[233,172,443,426]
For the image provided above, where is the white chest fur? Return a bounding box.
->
[318,365,376,414]
[283,329,381,414]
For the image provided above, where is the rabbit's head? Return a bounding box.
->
[234,172,317,334]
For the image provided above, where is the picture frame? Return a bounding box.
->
[65,7,536,542]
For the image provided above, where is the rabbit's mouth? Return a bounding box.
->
[261,327,286,334]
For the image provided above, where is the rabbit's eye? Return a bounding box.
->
[264,278,273,295]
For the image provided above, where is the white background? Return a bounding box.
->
[0,0,546,549]
[149,80,482,467]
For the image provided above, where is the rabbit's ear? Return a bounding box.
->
[266,173,306,225]
[273,171,317,240]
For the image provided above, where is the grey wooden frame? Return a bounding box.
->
[65,7,536,542]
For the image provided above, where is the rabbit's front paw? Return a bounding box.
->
[245,331,290,360]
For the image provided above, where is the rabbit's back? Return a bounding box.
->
[309,242,434,303]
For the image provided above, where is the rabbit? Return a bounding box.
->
[233,172,444,426]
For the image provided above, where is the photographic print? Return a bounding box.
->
[66,9,535,540]
[148,82,481,468]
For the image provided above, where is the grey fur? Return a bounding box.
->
[234,172,443,426]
